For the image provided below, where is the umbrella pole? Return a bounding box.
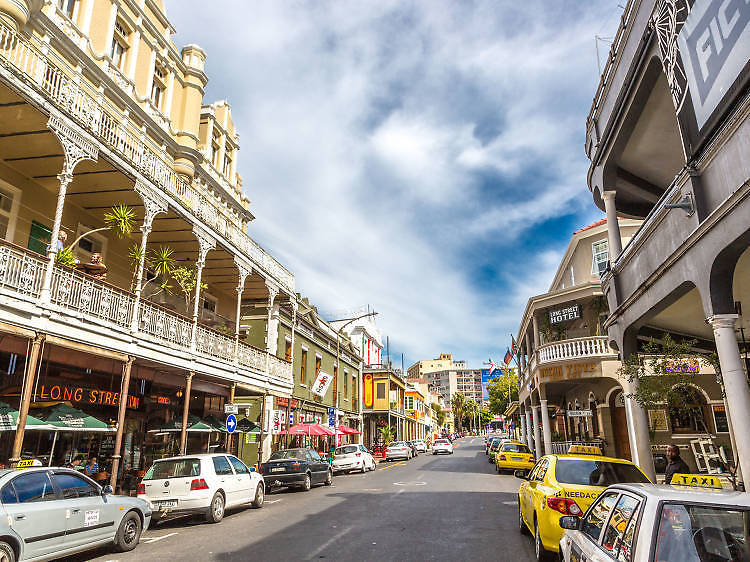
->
[48,431,58,467]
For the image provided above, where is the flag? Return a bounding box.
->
[487,359,497,375]
[511,334,519,356]
[503,348,513,365]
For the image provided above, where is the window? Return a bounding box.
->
[212,455,233,476]
[592,240,609,275]
[602,494,641,556]
[58,0,78,19]
[376,382,386,400]
[534,458,549,482]
[284,338,292,362]
[344,370,348,396]
[0,182,19,242]
[300,349,307,384]
[1,483,17,504]
[554,460,650,486]
[581,491,619,543]
[211,130,221,168]
[144,458,201,479]
[308,450,322,462]
[405,396,414,410]
[223,151,232,177]
[315,356,321,379]
[669,386,710,434]
[74,224,107,263]
[227,456,249,474]
[52,472,99,499]
[110,19,129,71]
[11,472,56,503]
[150,64,166,109]
[201,293,217,313]
[616,503,641,562]
[352,374,357,403]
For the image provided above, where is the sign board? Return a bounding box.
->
[327,407,336,428]
[224,404,239,415]
[271,410,286,434]
[648,409,669,431]
[481,368,504,401]
[363,374,373,408]
[225,414,237,434]
[549,305,581,324]
[311,371,333,398]
[566,409,593,418]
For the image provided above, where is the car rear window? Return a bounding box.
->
[144,459,201,480]
[555,459,650,486]
[435,440,449,444]
[270,449,306,460]
[502,443,531,453]
[336,446,358,455]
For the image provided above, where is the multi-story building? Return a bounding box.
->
[406,352,453,378]
[408,353,484,403]
[331,309,383,368]
[405,384,428,441]
[583,0,750,481]
[362,364,405,447]
[456,368,483,405]
[0,1,293,483]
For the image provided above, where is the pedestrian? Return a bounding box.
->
[46,230,67,256]
[65,457,83,470]
[84,456,99,476]
[664,444,690,484]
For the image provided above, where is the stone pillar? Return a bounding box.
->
[540,398,553,456]
[190,226,216,349]
[110,356,134,489]
[0,0,32,31]
[519,408,527,446]
[532,315,540,348]
[532,404,542,459]
[620,375,656,481]
[525,408,533,451]
[10,334,44,465]
[180,372,194,455]
[233,259,251,359]
[602,191,623,261]
[265,283,279,354]
[709,314,750,486]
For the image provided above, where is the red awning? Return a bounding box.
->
[337,424,361,435]
[278,423,335,436]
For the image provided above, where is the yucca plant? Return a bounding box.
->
[139,246,177,297]
[67,205,136,252]
[55,246,79,267]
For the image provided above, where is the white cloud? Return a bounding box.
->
[166,0,621,367]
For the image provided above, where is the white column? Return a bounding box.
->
[532,315,540,348]
[709,314,750,485]
[532,405,542,459]
[622,377,656,482]
[233,259,250,360]
[540,398,552,455]
[525,409,532,450]
[190,226,216,349]
[519,409,527,446]
[602,191,623,261]
[265,283,279,354]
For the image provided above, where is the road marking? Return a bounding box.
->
[502,501,518,506]
[393,481,427,486]
[361,488,382,491]
[142,532,178,544]
[307,525,352,560]
[378,460,407,470]
[265,499,282,504]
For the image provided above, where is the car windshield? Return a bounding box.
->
[144,458,201,480]
[654,503,750,562]
[335,446,358,455]
[555,459,650,486]
[502,443,531,453]
[269,449,306,460]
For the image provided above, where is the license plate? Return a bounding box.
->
[155,500,177,508]
[512,457,523,461]
[270,467,285,473]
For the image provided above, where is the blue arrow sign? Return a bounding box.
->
[226,414,237,434]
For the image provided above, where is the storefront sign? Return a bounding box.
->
[155,396,171,405]
[549,305,581,324]
[363,374,374,408]
[38,384,140,409]
[271,410,286,434]
[327,407,336,428]
[648,409,669,431]
[666,360,700,373]
[224,404,239,415]
[275,397,298,408]
[311,371,333,398]
[539,362,598,383]
[566,410,593,418]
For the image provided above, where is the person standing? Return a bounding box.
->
[664,444,691,484]
[84,456,99,476]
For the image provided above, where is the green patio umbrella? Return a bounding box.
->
[0,402,52,431]
[147,414,214,433]
[204,415,229,433]
[32,403,113,432]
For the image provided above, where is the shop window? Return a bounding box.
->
[592,240,609,276]
[300,349,307,384]
[0,182,19,242]
[111,19,129,71]
[669,386,709,434]
[58,0,78,19]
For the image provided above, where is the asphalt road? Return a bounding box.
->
[81,437,536,561]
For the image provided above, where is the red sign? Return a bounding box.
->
[38,384,140,410]
[275,397,298,408]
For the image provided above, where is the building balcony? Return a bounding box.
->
[537,336,616,365]
[0,22,293,294]
[0,239,292,390]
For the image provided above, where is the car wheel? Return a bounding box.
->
[535,519,551,561]
[206,492,225,523]
[301,473,312,491]
[114,511,142,552]
[518,503,529,535]
[0,541,14,562]
[325,470,333,485]
[252,483,264,508]
[361,463,367,474]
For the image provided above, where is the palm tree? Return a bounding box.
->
[379,425,396,446]
[434,404,447,429]
[451,392,466,432]
[56,205,136,267]
[465,399,478,432]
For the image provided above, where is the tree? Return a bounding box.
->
[479,409,493,428]
[434,404,447,428]
[451,392,466,432]
[378,425,395,446]
[464,399,478,431]
[487,368,519,416]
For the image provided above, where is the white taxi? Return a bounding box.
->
[432,439,454,455]
[558,474,750,562]
[332,444,376,473]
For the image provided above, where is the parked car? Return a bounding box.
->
[413,440,427,453]
[432,439,454,455]
[260,448,332,491]
[0,466,151,561]
[385,442,412,461]
[332,444,376,473]
[140,454,264,524]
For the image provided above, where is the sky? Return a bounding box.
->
[166,0,622,369]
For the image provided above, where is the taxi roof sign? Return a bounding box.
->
[670,473,723,489]
[16,459,42,468]
[567,445,602,456]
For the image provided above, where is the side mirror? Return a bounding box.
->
[514,470,529,480]
[249,467,257,472]
[559,516,581,530]
[101,485,113,495]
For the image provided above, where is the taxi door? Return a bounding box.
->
[562,490,622,562]
[523,458,549,527]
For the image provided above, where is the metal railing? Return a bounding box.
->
[537,336,616,364]
[0,244,45,298]
[0,23,293,293]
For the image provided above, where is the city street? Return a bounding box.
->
[81,438,534,561]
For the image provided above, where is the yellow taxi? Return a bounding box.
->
[516,445,651,561]
[494,441,535,474]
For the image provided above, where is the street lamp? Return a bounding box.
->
[330,311,378,448]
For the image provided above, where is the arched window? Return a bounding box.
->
[668,386,709,434]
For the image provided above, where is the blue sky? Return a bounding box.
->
[166,1,622,368]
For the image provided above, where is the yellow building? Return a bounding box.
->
[405,385,428,441]
[0,1,294,479]
[362,365,405,448]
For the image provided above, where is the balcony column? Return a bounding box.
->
[110,356,134,490]
[519,407,527,446]
[531,403,542,460]
[602,191,622,261]
[532,315,540,348]
[290,299,298,366]
[524,407,533,451]
[40,114,98,304]
[131,182,168,332]
[180,371,194,455]
[190,226,216,350]
[539,387,552,455]
[10,334,45,465]
[233,258,251,360]
[709,314,750,486]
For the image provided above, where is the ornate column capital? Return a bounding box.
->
[192,225,216,268]
[47,113,98,175]
[135,180,169,233]
[265,280,279,305]
[708,314,739,331]
[234,257,252,293]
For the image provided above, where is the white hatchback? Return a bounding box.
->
[139,454,264,524]
[432,439,453,455]
[332,444,376,473]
